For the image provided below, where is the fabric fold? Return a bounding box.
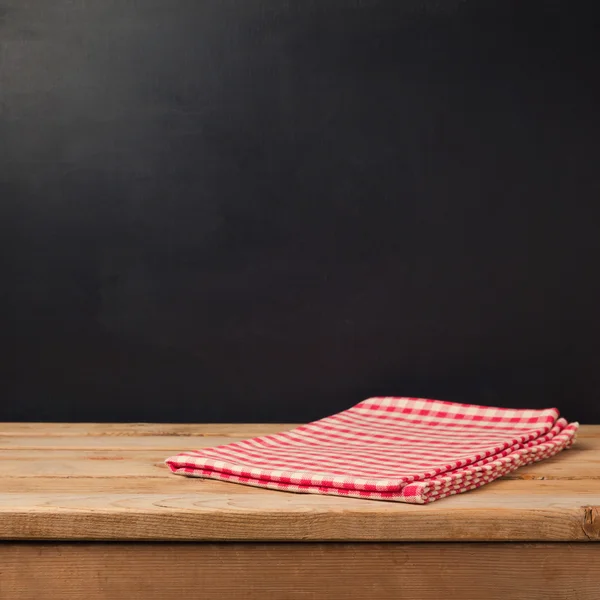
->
[165,397,578,504]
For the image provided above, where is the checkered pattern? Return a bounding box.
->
[165,397,579,504]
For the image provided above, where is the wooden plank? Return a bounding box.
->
[1,422,596,438]
[0,447,596,480]
[0,424,596,542]
[0,450,169,478]
[0,479,598,541]
[0,436,244,451]
[575,425,600,438]
[502,438,600,480]
[1,431,598,454]
[0,475,597,496]
[0,423,299,437]
[1,543,599,600]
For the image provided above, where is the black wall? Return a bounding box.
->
[1,0,599,423]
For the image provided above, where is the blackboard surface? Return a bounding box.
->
[1,0,599,423]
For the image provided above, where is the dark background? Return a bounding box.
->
[1,0,599,423]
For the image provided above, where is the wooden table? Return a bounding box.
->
[0,423,598,599]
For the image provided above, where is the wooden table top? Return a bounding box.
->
[1,423,598,543]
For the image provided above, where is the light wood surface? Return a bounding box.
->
[0,422,300,437]
[0,423,598,542]
[3,422,595,437]
[1,543,599,600]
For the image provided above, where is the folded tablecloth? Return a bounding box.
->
[165,397,579,504]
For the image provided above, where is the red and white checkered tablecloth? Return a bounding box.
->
[165,397,579,504]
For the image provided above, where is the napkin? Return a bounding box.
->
[165,397,578,504]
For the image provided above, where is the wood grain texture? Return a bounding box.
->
[0,478,599,540]
[0,424,597,542]
[0,447,595,480]
[0,436,244,450]
[0,423,299,437]
[0,476,597,496]
[1,543,599,600]
[1,422,596,437]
